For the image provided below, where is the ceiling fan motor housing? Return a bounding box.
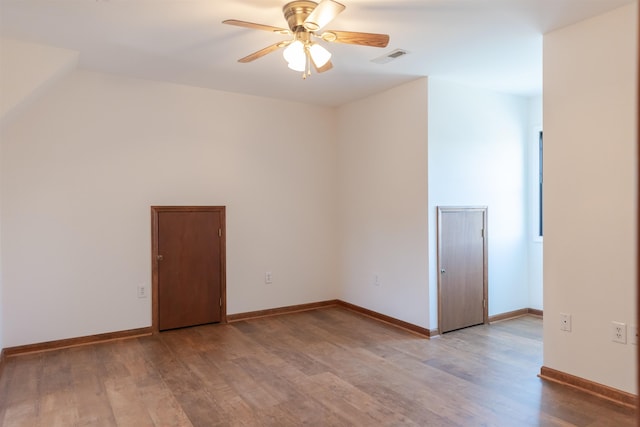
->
[283,1,318,32]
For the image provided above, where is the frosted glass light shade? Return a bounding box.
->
[283,41,305,71]
[309,43,331,67]
[288,60,306,72]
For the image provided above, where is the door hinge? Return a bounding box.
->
[483,299,486,308]
[218,228,222,237]
[220,297,222,307]
[481,228,485,238]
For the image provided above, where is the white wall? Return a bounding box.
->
[0,39,78,127]
[0,69,339,347]
[427,78,530,327]
[336,78,430,328]
[543,3,637,394]
[527,95,543,310]
[0,38,79,351]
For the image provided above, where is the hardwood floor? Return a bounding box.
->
[0,307,635,426]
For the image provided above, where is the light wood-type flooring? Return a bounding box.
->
[0,307,635,426]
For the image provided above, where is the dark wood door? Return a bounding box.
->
[437,207,487,333]
[153,207,225,331]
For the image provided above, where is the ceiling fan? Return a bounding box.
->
[223,0,390,78]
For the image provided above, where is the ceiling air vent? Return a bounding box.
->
[371,49,408,64]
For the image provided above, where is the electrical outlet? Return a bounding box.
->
[265,272,272,284]
[137,285,147,299]
[630,325,638,345]
[612,321,627,344]
[560,313,571,332]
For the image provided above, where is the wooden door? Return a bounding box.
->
[437,207,487,333]
[151,206,226,331]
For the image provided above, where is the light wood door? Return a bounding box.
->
[152,206,226,331]
[437,207,487,333]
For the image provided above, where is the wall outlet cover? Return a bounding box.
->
[137,285,147,299]
[560,313,571,332]
[612,321,627,344]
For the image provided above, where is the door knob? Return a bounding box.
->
[440,269,446,274]
[157,255,164,261]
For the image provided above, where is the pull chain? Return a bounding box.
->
[303,46,311,79]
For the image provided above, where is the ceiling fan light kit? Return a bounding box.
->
[282,27,331,77]
[223,0,389,79]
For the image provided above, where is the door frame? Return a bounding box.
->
[151,206,227,333]
[437,206,488,334]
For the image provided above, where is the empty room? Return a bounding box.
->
[0,0,638,425]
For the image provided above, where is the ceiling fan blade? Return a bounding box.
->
[223,19,290,35]
[238,41,289,63]
[312,59,333,74]
[303,0,345,31]
[320,30,389,48]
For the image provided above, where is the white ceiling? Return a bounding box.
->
[0,0,635,106]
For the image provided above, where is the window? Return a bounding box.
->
[538,131,543,237]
